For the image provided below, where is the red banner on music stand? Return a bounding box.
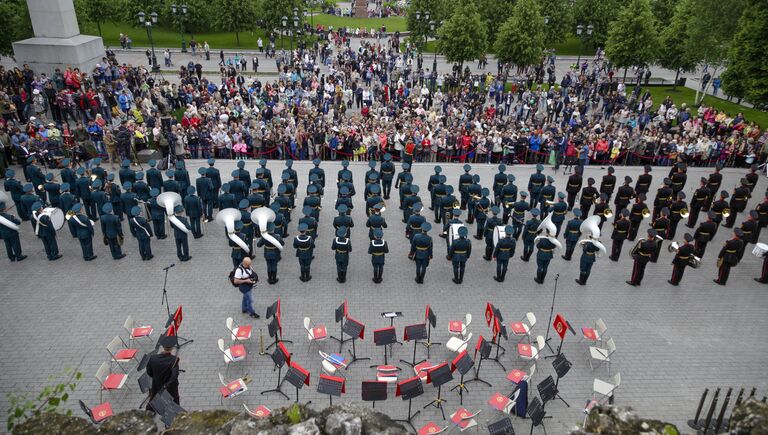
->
[165,323,177,336]
[553,313,567,340]
[492,317,500,341]
[172,306,183,330]
[291,361,310,386]
[485,303,494,327]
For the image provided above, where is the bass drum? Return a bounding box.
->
[447,223,464,248]
[493,225,506,247]
[42,207,65,230]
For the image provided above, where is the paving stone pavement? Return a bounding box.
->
[1,160,767,433]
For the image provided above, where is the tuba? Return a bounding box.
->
[0,191,20,231]
[251,207,283,251]
[603,207,613,218]
[667,241,679,253]
[680,208,689,219]
[215,208,250,252]
[578,215,607,256]
[534,214,562,250]
[447,223,464,248]
[641,208,651,219]
[157,192,190,234]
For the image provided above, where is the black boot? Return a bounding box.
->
[299,271,306,282]
[272,272,279,284]
[306,270,312,281]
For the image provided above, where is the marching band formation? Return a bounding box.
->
[2,154,767,287]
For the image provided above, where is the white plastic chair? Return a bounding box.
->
[587,337,616,373]
[95,361,128,402]
[450,409,481,432]
[449,313,472,338]
[123,315,153,347]
[580,318,608,346]
[304,317,328,350]
[510,312,536,344]
[592,373,621,404]
[446,332,473,353]
[226,317,252,342]
[319,350,347,377]
[106,336,138,373]
[517,335,544,362]
[218,338,246,374]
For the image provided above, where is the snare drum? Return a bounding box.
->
[752,242,768,257]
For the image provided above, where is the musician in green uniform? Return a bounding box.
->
[332,227,352,283]
[67,202,96,261]
[562,208,583,260]
[449,226,472,284]
[369,228,388,283]
[294,223,315,282]
[483,206,502,260]
[409,222,433,284]
[100,202,125,260]
[257,222,284,284]
[492,225,515,282]
[128,205,153,260]
[521,208,541,262]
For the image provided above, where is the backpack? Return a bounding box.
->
[228,266,243,287]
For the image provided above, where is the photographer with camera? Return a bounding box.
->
[233,256,259,318]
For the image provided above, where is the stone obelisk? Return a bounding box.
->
[12,0,104,75]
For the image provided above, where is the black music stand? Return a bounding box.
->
[424,363,453,420]
[261,344,290,400]
[342,316,370,367]
[490,304,507,352]
[329,301,351,351]
[149,389,186,427]
[550,354,572,407]
[284,363,310,404]
[488,417,515,435]
[465,336,493,387]
[265,309,292,351]
[371,327,398,367]
[542,275,560,354]
[362,380,388,409]
[488,320,508,372]
[317,374,345,406]
[138,372,151,394]
[527,397,547,435]
[422,305,442,358]
[395,376,424,433]
[400,323,427,367]
[381,311,404,346]
[450,350,474,405]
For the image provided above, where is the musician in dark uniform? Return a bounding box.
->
[440,185,458,233]
[146,159,164,191]
[294,223,314,282]
[493,225,515,282]
[466,175,482,224]
[118,159,136,186]
[493,164,507,207]
[309,158,326,189]
[3,169,24,216]
[283,160,298,206]
[668,192,687,240]
[739,210,759,245]
[704,164,723,210]
[428,165,442,211]
[67,203,96,261]
[576,230,603,286]
[120,182,138,223]
[593,193,610,231]
[233,160,250,187]
[580,177,598,216]
[694,211,717,258]
[745,164,759,194]
[333,204,353,236]
[196,167,214,222]
[635,165,653,196]
[627,193,648,241]
[626,228,657,286]
[31,202,61,260]
[754,190,768,234]
[229,170,247,205]
[521,208,541,262]
[336,185,354,212]
[369,228,388,283]
[484,206,502,260]
[257,222,284,284]
[218,183,237,212]
[652,178,673,221]
[534,226,556,284]
[474,188,491,240]
[528,164,546,209]
[562,208,582,260]
[367,203,388,240]
[274,185,291,226]
[551,192,568,236]
[148,188,167,240]
[43,173,61,208]
[146,335,181,409]
[444,209,463,259]
[60,183,79,219]
[710,190,729,238]
[449,226,471,284]
[395,162,411,207]
[337,159,352,186]
[20,184,40,226]
[669,233,695,286]
[565,165,583,210]
[687,177,711,228]
[258,159,274,189]
[206,159,221,208]
[650,208,670,263]
[332,227,352,283]
[614,176,634,221]
[100,203,125,260]
[724,178,751,228]
[174,160,191,200]
[501,174,518,224]
[229,221,248,267]
[600,166,616,203]
[171,204,192,261]
[406,203,426,240]
[0,200,25,261]
[754,250,768,284]
[162,170,179,196]
[402,184,421,223]
[380,154,395,199]
[540,176,556,216]
[409,222,433,284]
[134,172,150,202]
[509,191,529,239]
[670,163,687,197]
[128,205,153,260]
[458,164,474,210]
[76,167,96,219]
[610,209,631,261]
[297,206,317,240]
[714,228,745,285]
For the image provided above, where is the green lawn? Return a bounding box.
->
[82,21,313,50]
[645,86,768,128]
[310,14,407,32]
[407,35,595,57]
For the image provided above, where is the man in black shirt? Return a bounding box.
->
[146,335,181,409]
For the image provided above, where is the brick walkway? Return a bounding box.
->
[1,161,766,432]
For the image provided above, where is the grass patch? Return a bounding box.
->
[550,36,596,57]
[311,14,407,32]
[645,86,767,128]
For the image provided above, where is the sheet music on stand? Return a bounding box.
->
[271,346,288,368]
[285,366,307,389]
[149,389,186,427]
[553,353,572,378]
[404,324,427,341]
[342,318,364,338]
[487,416,515,435]
[317,377,344,397]
[478,338,492,359]
[138,372,151,394]
[374,327,397,346]
[453,352,474,375]
[429,364,453,388]
[362,381,388,402]
[399,378,424,400]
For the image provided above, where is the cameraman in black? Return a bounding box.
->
[146,335,181,409]
[233,256,260,318]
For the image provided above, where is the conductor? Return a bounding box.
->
[146,335,181,410]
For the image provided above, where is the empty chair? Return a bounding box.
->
[506,362,536,385]
[218,338,247,374]
[419,422,449,435]
[446,332,473,353]
[304,317,328,349]
[319,350,347,376]
[592,373,621,404]
[580,318,608,346]
[243,403,271,419]
[587,337,616,373]
[94,361,128,402]
[450,408,481,432]
[123,316,153,347]
[376,365,400,383]
[79,400,113,424]
[517,335,545,362]
[510,312,536,344]
[449,313,472,338]
[226,317,252,342]
[106,336,139,373]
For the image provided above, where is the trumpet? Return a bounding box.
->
[641,208,651,219]
[680,208,690,219]
[722,208,731,218]
[603,208,613,218]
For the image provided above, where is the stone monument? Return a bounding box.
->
[12,0,104,75]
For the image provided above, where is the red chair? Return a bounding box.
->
[94,362,128,402]
[123,316,153,348]
[226,317,253,342]
[105,336,139,373]
[79,400,113,424]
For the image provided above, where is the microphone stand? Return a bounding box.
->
[161,264,175,322]
[543,274,559,354]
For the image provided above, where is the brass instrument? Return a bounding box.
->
[603,208,613,218]
[630,239,643,257]
[37,184,45,192]
[65,210,76,220]
[641,208,651,219]
[577,215,607,257]
[90,174,98,182]
[680,208,689,219]
[668,240,700,268]
[722,208,731,218]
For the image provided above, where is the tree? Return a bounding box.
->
[604,0,658,80]
[540,0,573,45]
[0,0,32,56]
[214,0,257,46]
[436,1,487,68]
[475,0,515,47]
[685,0,747,104]
[649,0,676,28]
[407,0,452,46]
[74,0,114,36]
[255,0,303,37]
[117,0,164,24]
[572,0,620,48]
[721,1,768,108]
[493,0,546,73]
[656,0,696,89]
